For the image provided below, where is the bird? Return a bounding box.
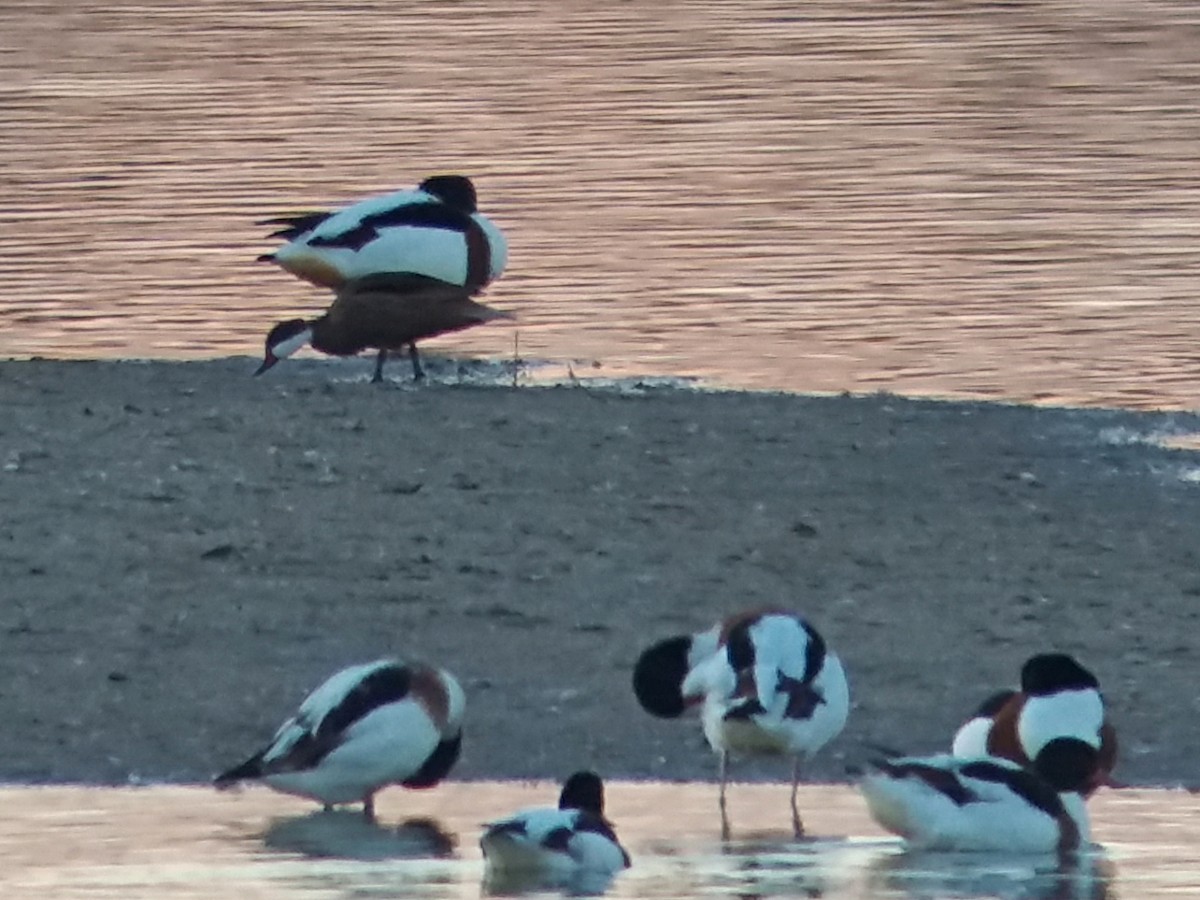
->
[253,271,514,381]
[213,658,465,820]
[632,608,850,838]
[257,174,508,291]
[860,737,1098,854]
[480,771,630,886]
[950,654,1117,797]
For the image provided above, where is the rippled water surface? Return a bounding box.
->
[2,1,1200,408]
[1,783,1197,898]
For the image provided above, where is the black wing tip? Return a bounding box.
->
[213,756,263,788]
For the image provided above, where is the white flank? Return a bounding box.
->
[951,716,994,758]
[270,186,508,287]
[481,808,627,876]
[861,754,1086,853]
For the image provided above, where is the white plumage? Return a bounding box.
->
[259,175,508,290]
[481,771,630,890]
[632,608,850,837]
[861,752,1090,854]
[215,658,465,819]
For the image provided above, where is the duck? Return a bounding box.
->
[258,174,507,291]
[632,608,850,837]
[951,654,1117,796]
[860,737,1098,854]
[214,658,464,819]
[480,771,631,884]
[253,271,514,381]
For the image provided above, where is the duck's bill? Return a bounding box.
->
[254,356,278,376]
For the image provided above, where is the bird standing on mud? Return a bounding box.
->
[254,174,512,381]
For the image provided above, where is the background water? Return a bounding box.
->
[1,783,1197,898]
[2,1,1199,409]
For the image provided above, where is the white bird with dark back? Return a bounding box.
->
[480,771,630,887]
[950,653,1117,797]
[861,737,1098,854]
[258,174,508,291]
[214,658,464,820]
[632,608,849,838]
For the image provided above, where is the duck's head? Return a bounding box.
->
[419,175,478,214]
[632,635,697,718]
[255,319,312,376]
[1033,737,1101,794]
[1020,653,1099,696]
[558,770,605,816]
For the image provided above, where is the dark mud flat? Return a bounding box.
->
[1,358,1197,790]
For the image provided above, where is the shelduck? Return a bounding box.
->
[214,658,465,819]
[632,608,850,837]
[480,771,631,887]
[861,738,1098,854]
[253,271,513,381]
[258,174,508,291]
[951,654,1117,796]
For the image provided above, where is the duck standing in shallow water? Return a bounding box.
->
[258,174,507,291]
[861,738,1098,854]
[632,608,849,838]
[214,658,464,819]
[480,771,630,887]
[254,271,513,381]
[951,653,1117,797]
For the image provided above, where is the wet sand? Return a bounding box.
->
[1,357,1198,789]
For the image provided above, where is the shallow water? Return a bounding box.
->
[2,783,1198,898]
[3,2,1200,409]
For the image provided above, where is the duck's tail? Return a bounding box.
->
[213,753,264,790]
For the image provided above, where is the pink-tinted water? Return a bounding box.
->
[0,783,1195,898]
[2,2,1199,408]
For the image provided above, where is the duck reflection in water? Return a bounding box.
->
[866,845,1114,900]
[262,808,456,860]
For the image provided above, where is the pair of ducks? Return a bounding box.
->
[213,607,1116,882]
[634,610,1115,855]
[254,175,512,382]
[212,659,628,886]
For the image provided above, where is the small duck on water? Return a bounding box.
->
[861,737,1099,855]
[480,771,631,885]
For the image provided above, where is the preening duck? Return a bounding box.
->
[480,771,631,885]
[951,654,1117,797]
[214,658,465,819]
[632,608,849,837]
[254,271,514,381]
[258,174,508,291]
[860,738,1098,854]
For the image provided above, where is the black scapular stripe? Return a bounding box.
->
[317,663,412,740]
[959,760,1063,818]
[309,202,473,251]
